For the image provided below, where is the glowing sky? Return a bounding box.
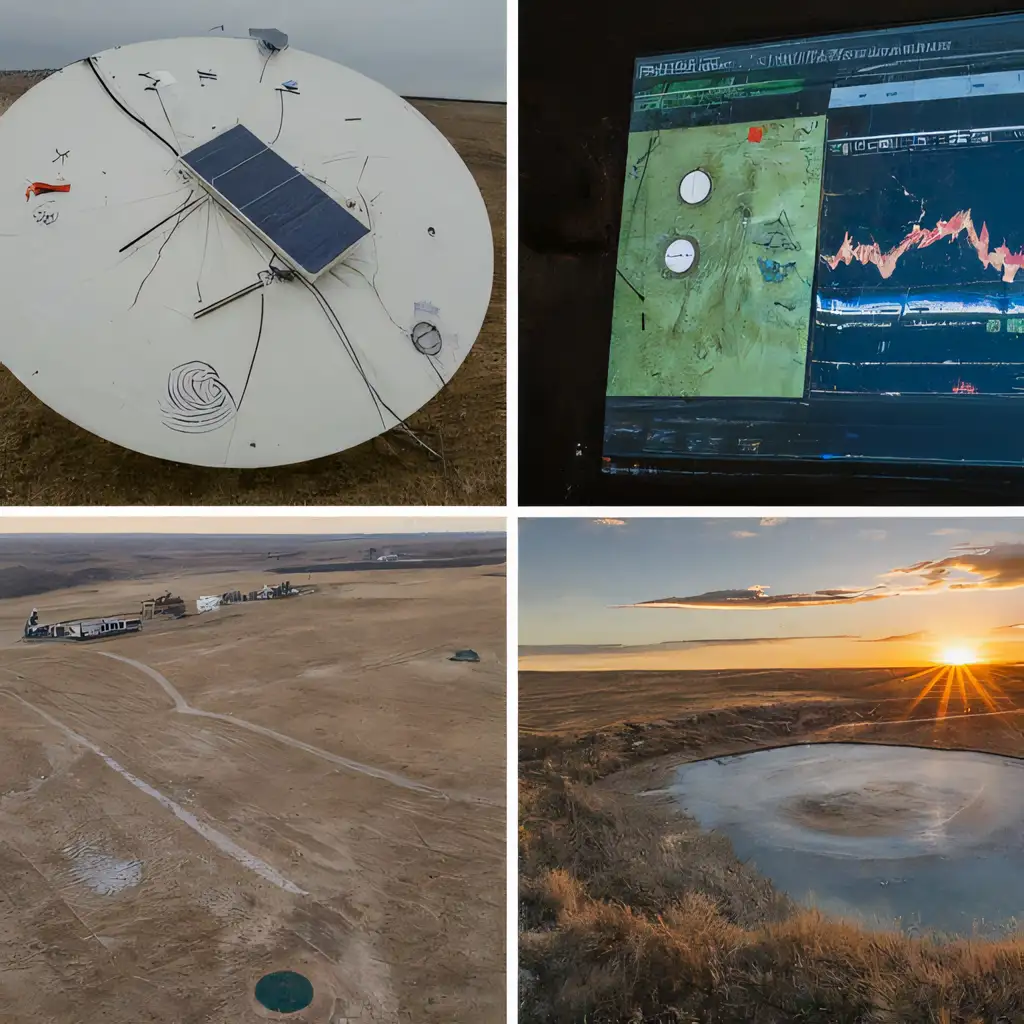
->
[519,517,1024,670]
[0,514,502,535]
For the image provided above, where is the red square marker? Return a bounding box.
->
[747,125,763,143]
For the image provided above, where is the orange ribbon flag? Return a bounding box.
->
[25,182,71,201]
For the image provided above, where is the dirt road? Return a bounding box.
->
[0,565,505,1023]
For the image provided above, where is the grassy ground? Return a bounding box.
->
[0,76,505,505]
[519,698,1024,1024]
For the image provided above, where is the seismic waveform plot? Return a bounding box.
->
[820,210,1024,283]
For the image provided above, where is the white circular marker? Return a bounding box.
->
[665,237,698,274]
[679,168,712,205]
[0,36,493,467]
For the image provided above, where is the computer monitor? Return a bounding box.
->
[604,12,1024,476]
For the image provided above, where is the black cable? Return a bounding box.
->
[119,190,198,253]
[237,293,265,411]
[84,57,178,158]
[306,275,427,438]
[425,353,446,387]
[152,86,181,155]
[346,163,452,392]
[130,199,205,309]
[351,162,436,361]
[258,50,273,84]
[270,89,285,146]
[299,276,390,429]
[187,182,430,448]
[332,261,448,393]
[338,262,403,332]
[196,201,212,301]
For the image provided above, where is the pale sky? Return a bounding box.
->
[520,518,1024,670]
[0,0,505,101]
[0,515,503,535]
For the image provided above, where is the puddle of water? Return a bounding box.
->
[255,970,314,1013]
[665,743,1024,937]
[63,841,143,895]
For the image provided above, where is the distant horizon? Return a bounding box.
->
[1,531,505,539]
[0,517,504,536]
[0,68,506,106]
[518,661,1024,672]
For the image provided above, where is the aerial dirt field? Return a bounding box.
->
[0,73,505,505]
[0,561,505,1023]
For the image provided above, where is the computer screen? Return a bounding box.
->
[604,13,1024,474]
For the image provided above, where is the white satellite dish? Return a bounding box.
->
[0,36,493,467]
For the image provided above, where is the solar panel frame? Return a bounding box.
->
[181,125,369,280]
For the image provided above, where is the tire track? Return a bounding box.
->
[0,690,307,896]
[96,651,466,802]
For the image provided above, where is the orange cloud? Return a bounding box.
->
[889,544,1024,591]
[859,631,929,643]
[621,584,888,610]
[618,542,1024,615]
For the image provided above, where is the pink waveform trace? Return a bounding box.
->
[820,209,1024,283]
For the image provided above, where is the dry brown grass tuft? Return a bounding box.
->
[520,776,791,930]
[0,76,505,504]
[520,764,1024,1024]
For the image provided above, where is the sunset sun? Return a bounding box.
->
[938,644,979,666]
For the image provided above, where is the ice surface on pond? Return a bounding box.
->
[664,743,1024,936]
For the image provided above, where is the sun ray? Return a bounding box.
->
[963,664,1024,740]
[905,666,948,717]
[963,664,1000,714]
[974,664,1013,703]
[899,667,939,684]
[957,664,968,712]
[937,666,956,720]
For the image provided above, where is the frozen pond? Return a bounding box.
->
[663,743,1024,937]
[63,839,143,896]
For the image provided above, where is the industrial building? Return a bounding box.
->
[23,608,143,641]
[141,593,186,619]
[196,581,306,613]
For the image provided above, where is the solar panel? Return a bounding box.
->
[182,124,369,278]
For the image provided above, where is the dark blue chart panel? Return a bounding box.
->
[181,125,369,276]
[601,11,1024,470]
[810,102,1024,398]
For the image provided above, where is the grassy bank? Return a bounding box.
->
[519,711,1024,1024]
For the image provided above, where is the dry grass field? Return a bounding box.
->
[0,542,506,1022]
[0,75,505,505]
[520,667,1024,1024]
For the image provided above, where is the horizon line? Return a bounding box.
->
[0,68,506,105]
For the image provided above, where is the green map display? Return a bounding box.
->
[608,116,826,398]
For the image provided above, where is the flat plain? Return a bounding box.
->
[0,536,506,1023]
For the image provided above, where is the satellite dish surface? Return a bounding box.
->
[0,36,493,467]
